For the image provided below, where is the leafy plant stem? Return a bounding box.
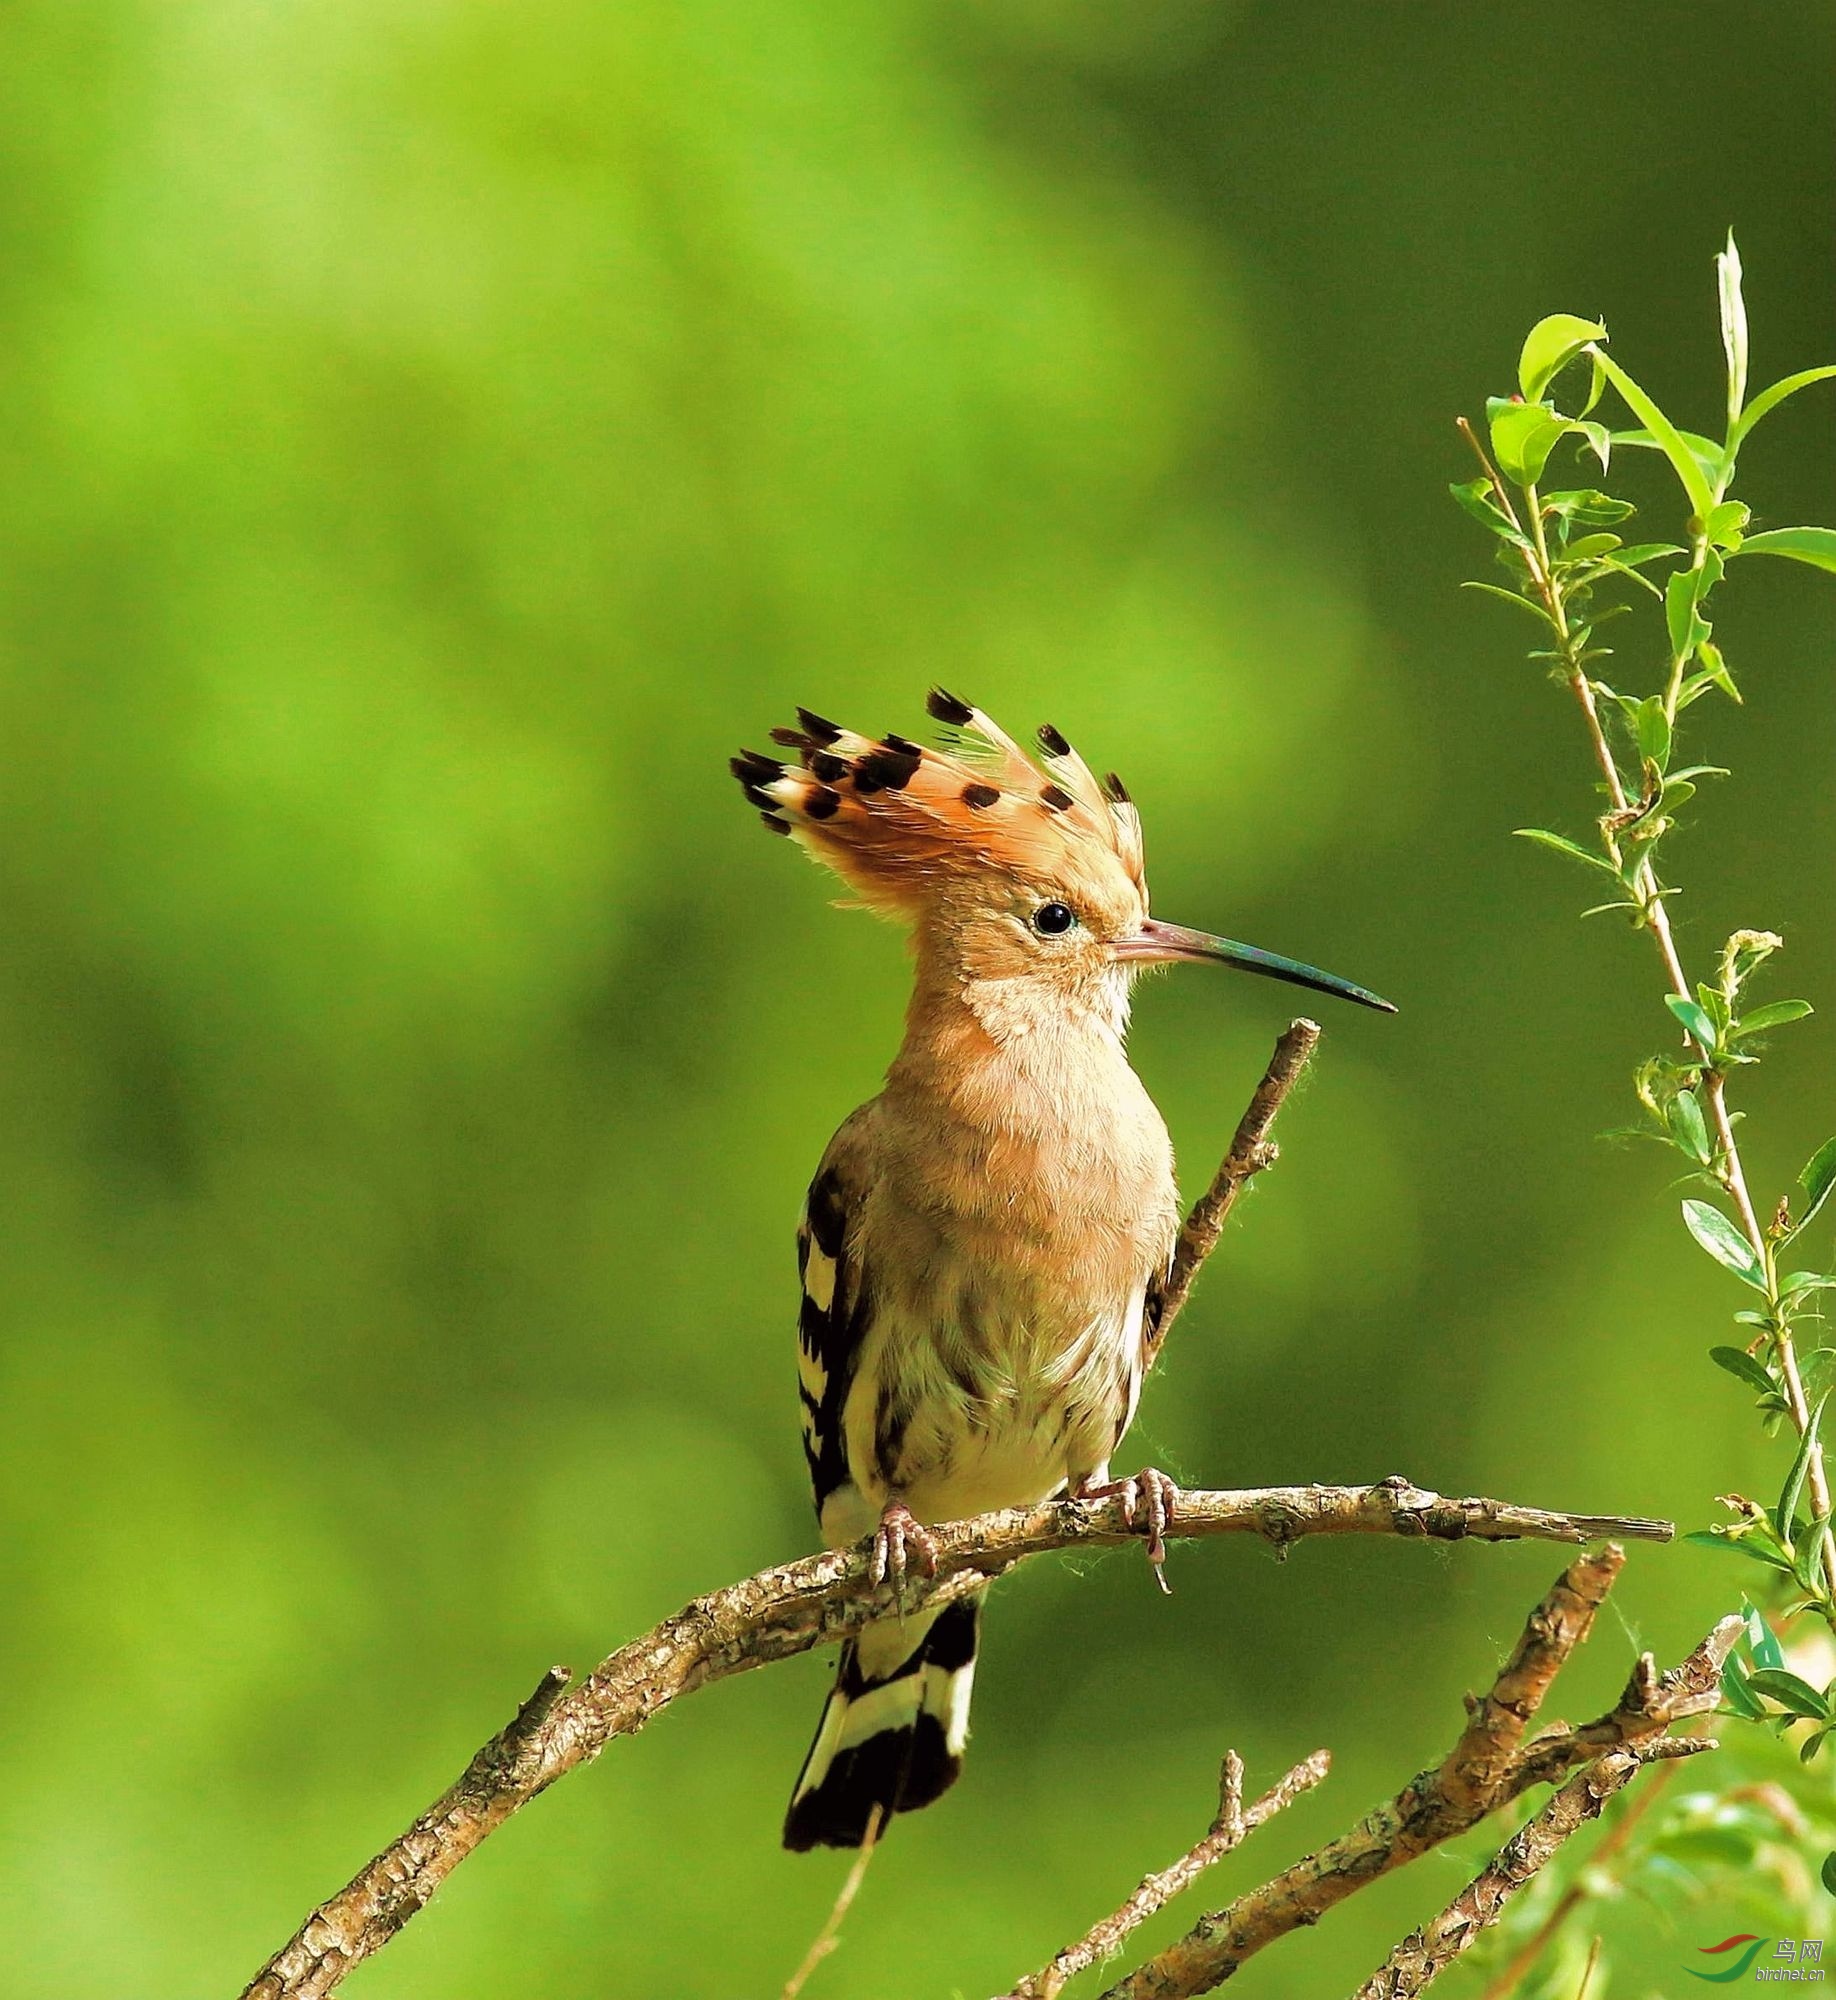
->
[1471,428,1836,1604]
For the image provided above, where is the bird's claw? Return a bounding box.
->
[1075,1468,1180,1593]
[869,1501,938,1607]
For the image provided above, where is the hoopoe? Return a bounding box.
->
[730,692,1392,1852]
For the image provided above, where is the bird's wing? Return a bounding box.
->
[796,1111,875,1532]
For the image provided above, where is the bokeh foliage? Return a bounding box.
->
[0,4,1831,1996]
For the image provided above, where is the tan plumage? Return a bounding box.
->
[732,690,1392,1852]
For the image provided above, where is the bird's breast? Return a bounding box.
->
[841,1045,1179,1523]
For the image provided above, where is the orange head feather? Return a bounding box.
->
[730,689,1144,928]
[731,690,1396,1019]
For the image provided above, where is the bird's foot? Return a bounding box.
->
[868,1500,938,1606]
[1073,1468,1180,1594]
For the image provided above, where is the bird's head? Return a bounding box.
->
[731,691,1394,1028]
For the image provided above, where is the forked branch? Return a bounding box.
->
[1352,1737,1712,2000]
[1094,1550,1734,1999]
[1004,1752,1331,2000]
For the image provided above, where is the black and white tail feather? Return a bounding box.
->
[782,1591,982,1851]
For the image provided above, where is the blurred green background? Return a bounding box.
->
[2,3,1832,1995]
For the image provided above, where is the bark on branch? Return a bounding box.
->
[1094,1551,1736,1999]
[1351,1737,1713,2000]
[1157,1017,1320,1339]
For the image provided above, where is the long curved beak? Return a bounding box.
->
[1112,917,1396,1014]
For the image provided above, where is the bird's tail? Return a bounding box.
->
[782,1589,983,1852]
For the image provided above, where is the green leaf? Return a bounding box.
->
[1612,542,1685,567]
[1797,1518,1833,1593]
[1682,1528,1791,1572]
[1591,346,1718,518]
[1682,1198,1765,1287]
[1733,364,1836,448]
[1611,425,1728,477]
[1563,532,1622,563]
[1666,993,1720,1049]
[1777,1393,1829,1542]
[1746,1598,1787,1670]
[1710,1344,1775,1394]
[1487,399,1579,487]
[1747,1667,1830,1720]
[1797,1138,1836,1236]
[1668,1089,1712,1162]
[1449,478,1523,541]
[1634,695,1672,770]
[1704,500,1750,552]
[1460,581,1551,624]
[1822,1848,1836,1896]
[1666,567,1713,666]
[1542,489,1637,524]
[1574,418,1612,473]
[1717,233,1748,429]
[1734,999,1814,1039]
[1722,1653,1768,1720]
[1685,640,1742,707]
[1600,558,1663,600]
[1739,527,1836,574]
[1519,314,1609,403]
[1512,828,1615,871]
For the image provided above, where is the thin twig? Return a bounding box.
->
[1349,1738,1714,2000]
[1097,1558,1735,2000]
[1004,1752,1329,2000]
[1156,1019,1321,1341]
[781,1805,883,2000]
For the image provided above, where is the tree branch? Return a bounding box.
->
[1472,1753,1684,2000]
[1350,1737,1714,2000]
[1095,1553,1737,1999]
[1004,1752,1331,2000]
[238,1488,1672,2000]
[1157,1018,1320,1340]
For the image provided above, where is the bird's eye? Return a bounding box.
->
[1031,902,1078,936]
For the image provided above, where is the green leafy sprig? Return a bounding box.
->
[1456,239,1836,1699]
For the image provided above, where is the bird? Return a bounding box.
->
[729,691,1393,1853]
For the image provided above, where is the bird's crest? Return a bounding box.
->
[730,690,1144,916]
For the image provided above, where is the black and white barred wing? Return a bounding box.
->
[795,1119,872,1538]
[784,1111,981,1851]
